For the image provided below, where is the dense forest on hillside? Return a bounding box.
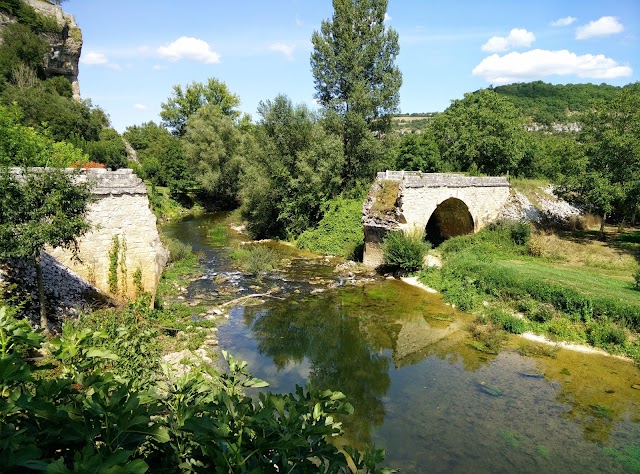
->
[492,81,621,124]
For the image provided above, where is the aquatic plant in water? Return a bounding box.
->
[477,381,503,397]
[499,431,521,448]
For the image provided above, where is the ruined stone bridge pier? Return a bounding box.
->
[362,171,510,267]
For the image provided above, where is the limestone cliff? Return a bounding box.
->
[0,0,82,99]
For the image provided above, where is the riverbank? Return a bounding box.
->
[400,275,629,359]
[415,222,640,365]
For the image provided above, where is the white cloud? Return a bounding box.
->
[153,64,167,71]
[551,16,577,27]
[133,103,147,110]
[81,51,108,65]
[384,13,391,23]
[295,15,303,27]
[473,49,632,83]
[481,28,535,53]
[157,37,221,63]
[269,42,295,60]
[576,16,623,39]
[81,51,121,70]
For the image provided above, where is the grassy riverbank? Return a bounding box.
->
[418,222,640,364]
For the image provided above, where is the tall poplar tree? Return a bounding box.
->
[311,0,401,186]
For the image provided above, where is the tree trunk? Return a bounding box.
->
[599,212,607,240]
[35,251,49,335]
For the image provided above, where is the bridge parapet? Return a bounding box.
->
[377,171,509,188]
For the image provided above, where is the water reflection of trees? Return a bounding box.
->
[244,295,391,446]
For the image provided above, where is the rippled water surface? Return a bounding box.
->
[164,215,640,473]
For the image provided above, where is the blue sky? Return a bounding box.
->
[64,0,639,132]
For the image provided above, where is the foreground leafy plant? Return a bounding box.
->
[0,307,391,472]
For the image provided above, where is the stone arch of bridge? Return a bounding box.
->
[424,197,475,246]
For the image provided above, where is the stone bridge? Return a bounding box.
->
[363,171,510,267]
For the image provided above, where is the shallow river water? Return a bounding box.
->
[164,214,640,473]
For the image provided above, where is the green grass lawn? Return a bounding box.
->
[497,258,640,305]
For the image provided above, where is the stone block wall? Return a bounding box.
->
[45,169,168,302]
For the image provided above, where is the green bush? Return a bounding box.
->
[489,309,527,334]
[296,197,364,258]
[163,236,193,263]
[634,268,640,291]
[0,307,388,473]
[509,221,531,246]
[587,320,627,347]
[231,244,280,274]
[381,229,431,274]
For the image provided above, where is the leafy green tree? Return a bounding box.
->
[311,0,402,185]
[430,89,529,175]
[2,83,102,143]
[160,78,240,136]
[558,83,640,233]
[240,95,344,238]
[0,104,88,168]
[396,131,445,172]
[82,128,127,170]
[182,103,245,207]
[0,23,48,86]
[0,168,92,333]
[124,121,193,195]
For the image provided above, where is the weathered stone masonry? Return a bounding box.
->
[45,168,168,301]
[363,171,511,267]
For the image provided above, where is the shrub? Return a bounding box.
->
[381,228,431,274]
[296,197,364,258]
[0,307,387,473]
[509,221,531,246]
[634,268,640,291]
[587,320,627,347]
[163,236,193,263]
[231,244,280,274]
[489,309,527,334]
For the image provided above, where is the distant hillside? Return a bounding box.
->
[391,113,436,132]
[492,81,620,125]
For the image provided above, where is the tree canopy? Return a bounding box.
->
[160,78,241,136]
[311,0,401,185]
[430,89,529,175]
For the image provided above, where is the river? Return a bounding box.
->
[163,214,640,473]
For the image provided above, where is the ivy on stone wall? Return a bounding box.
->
[108,235,119,294]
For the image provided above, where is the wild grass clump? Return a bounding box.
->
[468,319,507,354]
[488,309,527,334]
[586,319,627,347]
[163,236,194,263]
[231,245,280,274]
[207,223,229,246]
[381,229,431,274]
[634,268,640,291]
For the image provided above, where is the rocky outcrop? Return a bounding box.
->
[497,185,582,224]
[0,0,82,99]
